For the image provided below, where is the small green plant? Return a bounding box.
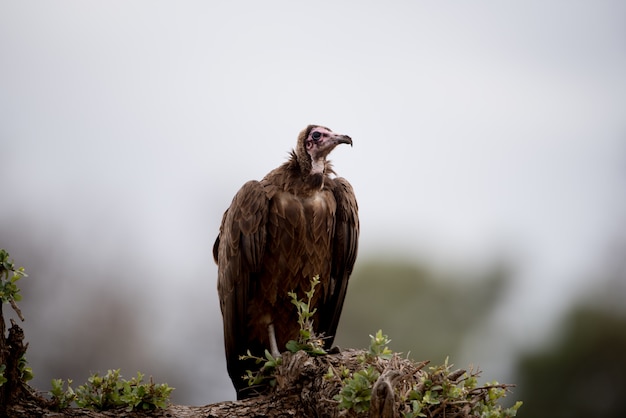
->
[368,329,393,360]
[402,358,522,418]
[50,379,76,410]
[0,248,27,321]
[336,366,380,413]
[17,354,33,383]
[49,369,173,412]
[334,330,391,412]
[286,275,327,355]
[240,349,281,388]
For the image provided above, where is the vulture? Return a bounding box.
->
[213,124,359,399]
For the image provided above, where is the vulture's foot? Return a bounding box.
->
[328,346,341,354]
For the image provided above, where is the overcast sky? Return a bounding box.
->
[1,0,625,404]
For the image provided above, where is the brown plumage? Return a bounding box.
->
[213,124,359,399]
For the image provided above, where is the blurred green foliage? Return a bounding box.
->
[338,259,510,362]
[517,305,626,418]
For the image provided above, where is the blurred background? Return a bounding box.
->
[1,1,625,416]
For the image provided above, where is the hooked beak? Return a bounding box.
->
[331,133,353,147]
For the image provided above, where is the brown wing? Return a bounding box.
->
[213,180,268,395]
[318,177,359,348]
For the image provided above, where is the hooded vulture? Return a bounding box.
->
[213,124,359,399]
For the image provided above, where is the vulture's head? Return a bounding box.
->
[296,125,352,176]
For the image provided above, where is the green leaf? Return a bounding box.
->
[286,339,308,353]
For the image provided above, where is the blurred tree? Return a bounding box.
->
[516,305,626,418]
[336,258,511,364]
[516,250,626,418]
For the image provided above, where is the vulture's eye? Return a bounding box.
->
[311,131,322,141]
